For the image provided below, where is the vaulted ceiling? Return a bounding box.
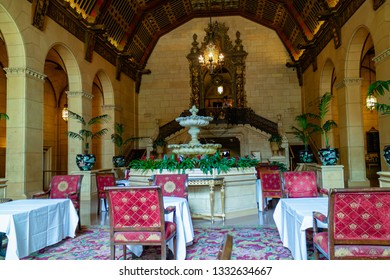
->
[32,0,373,82]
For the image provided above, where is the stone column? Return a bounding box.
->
[66,91,93,173]
[335,77,369,187]
[373,47,390,172]
[101,104,117,168]
[5,67,46,199]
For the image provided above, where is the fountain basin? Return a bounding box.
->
[176,116,213,127]
[168,143,222,155]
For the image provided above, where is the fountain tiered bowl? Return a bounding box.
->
[168,105,221,155]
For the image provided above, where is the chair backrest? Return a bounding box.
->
[49,175,83,209]
[105,186,164,232]
[327,188,390,258]
[255,163,278,179]
[96,172,117,198]
[217,234,233,260]
[152,174,189,199]
[259,170,282,193]
[282,171,318,198]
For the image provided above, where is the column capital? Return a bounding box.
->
[373,47,390,64]
[102,104,120,112]
[335,77,362,89]
[4,67,46,81]
[65,91,94,100]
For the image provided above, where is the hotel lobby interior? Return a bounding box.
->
[0,0,390,262]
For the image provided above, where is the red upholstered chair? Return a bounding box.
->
[282,171,327,198]
[105,186,177,260]
[95,172,125,215]
[32,175,83,229]
[151,174,189,199]
[312,188,390,260]
[259,170,283,210]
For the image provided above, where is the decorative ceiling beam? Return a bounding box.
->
[32,0,50,30]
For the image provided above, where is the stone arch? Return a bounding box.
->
[50,43,82,92]
[345,26,370,78]
[91,70,114,168]
[319,58,339,149]
[0,3,26,68]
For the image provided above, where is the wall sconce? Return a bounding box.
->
[366,95,377,111]
[62,104,69,122]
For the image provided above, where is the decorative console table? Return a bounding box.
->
[188,177,225,223]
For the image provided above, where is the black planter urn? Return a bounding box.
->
[318,148,339,165]
[76,154,96,171]
[112,156,126,167]
[384,145,390,167]
[299,150,314,163]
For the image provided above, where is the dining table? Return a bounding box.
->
[0,198,79,260]
[273,197,328,260]
[128,196,194,260]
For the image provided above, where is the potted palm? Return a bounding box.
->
[153,137,167,158]
[268,133,283,156]
[367,80,390,166]
[67,110,110,171]
[316,92,338,165]
[291,113,321,163]
[111,122,144,167]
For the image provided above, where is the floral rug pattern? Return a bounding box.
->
[19,225,318,260]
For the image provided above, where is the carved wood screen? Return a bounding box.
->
[187,21,248,109]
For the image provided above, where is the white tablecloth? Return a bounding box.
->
[0,199,79,260]
[128,196,194,260]
[273,197,328,260]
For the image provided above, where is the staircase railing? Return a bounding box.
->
[158,107,278,140]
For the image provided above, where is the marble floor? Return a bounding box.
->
[80,197,278,228]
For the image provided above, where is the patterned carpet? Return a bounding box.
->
[17,225,306,260]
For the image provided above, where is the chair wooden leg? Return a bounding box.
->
[123,245,127,260]
[111,244,115,260]
[161,244,166,260]
[97,198,101,215]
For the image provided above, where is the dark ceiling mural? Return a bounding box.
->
[30,0,372,84]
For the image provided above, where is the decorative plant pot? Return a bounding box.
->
[299,150,313,163]
[384,145,390,167]
[113,156,126,167]
[318,148,339,165]
[76,154,96,171]
[270,142,280,156]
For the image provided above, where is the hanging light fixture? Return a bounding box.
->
[62,103,69,122]
[217,85,223,94]
[198,5,224,74]
[366,95,377,111]
[365,52,377,111]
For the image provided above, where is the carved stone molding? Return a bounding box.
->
[102,104,119,112]
[4,67,46,81]
[66,91,94,100]
[335,77,362,89]
[373,48,390,64]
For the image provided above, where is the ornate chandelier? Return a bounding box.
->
[198,18,224,74]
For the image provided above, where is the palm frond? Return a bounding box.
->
[67,110,86,126]
[88,114,110,125]
[92,128,109,139]
[318,92,332,119]
[114,122,125,135]
[0,113,9,120]
[67,131,84,141]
